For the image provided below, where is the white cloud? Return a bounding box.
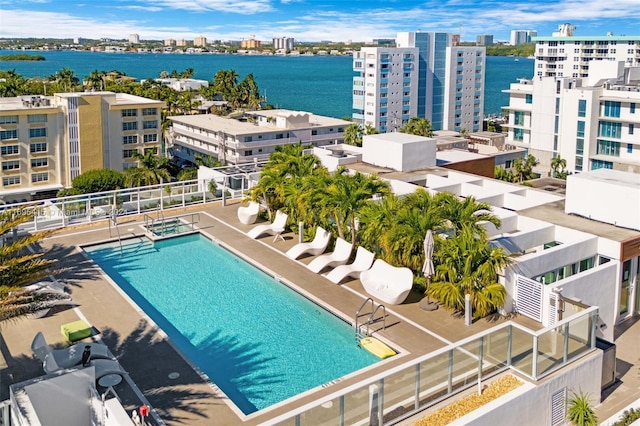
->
[131,0,275,14]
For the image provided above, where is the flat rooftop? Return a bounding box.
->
[170,109,349,135]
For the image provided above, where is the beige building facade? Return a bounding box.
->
[0,92,164,202]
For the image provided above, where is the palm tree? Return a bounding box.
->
[0,207,65,322]
[343,123,362,146]
[428,225,510,318]
[399,117,434,137]
[513,154,539,183]
[0,69,27,97]
[180,68,195,78]
[319,168,390,245]
[84,69,105,90]
[49,67,79,92]
[124,150,171,187]
[439,193,501,236]
[550,155,567,179]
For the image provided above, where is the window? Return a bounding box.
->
[514,128,524,141]
[143,134,158,143]
[142,108,157,116]
[0,129,18,140]
[514,111,525,126]
[31,172,49,183]
[31,158,48,167]
[554,116,559,133]
[27,114,47,123]
[578,99,586,117]
[29,128,47,138]
[631,103,636,113]
[603,101,621,117]
[143,120,157,129]
[628,144,633,154]
[555,98,560,114]
[30,143,47,153]
[599,121,622,138]
[144,147,157,155]
[2,160,20,171]
[121,109,137,117]
[2,176,20,186]
[123,135,138,145]
[123,149,137,158]
[630,124,634,135]
[575,156,583,171]
[311,130,318,136]
[1,145,19,155]
[275,133,284,139]
[576,138,584,155]
[122,122,138,131]
[244,150,253,156]
[597,140,620,156]
[0,115,18,124]
[591,159,613,170]
[577,121,585,137]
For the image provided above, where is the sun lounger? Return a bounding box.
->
[237,201,261,225]
[31,331,112,370]
[324,246,375,284]
[360,259,414,305]
[286,226,331,260]
[43,354,127,380]
[247,210,288,242]
[307,237,352,273]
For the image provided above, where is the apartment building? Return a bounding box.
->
[476,34,494,46]
[241,38,261,49]
[168,109,350,165]
[129,33,140,44]
[533,30,640,78]
[272,37,294,50]
[194,36,208,47]
[352,32,484,133]
[503,61,640,175]
[510,30,537,46]
[0,92,164,202]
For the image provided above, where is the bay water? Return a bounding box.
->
[0,50,533,118]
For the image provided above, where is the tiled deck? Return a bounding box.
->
[1,201,636,425]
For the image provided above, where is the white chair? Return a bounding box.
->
[43,353,127,381]
[325,246,375,284]
[286,226,331,260]
[31,331,112,369]
[360,259,414,305]
[237,201,261,225]
[247,210,288,242]
[307,237,352,273]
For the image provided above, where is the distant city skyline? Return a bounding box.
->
[0,0,638,43]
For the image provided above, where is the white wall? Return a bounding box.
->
[456,351,602,426]
[362,134,436,172]
[565,170,640,231]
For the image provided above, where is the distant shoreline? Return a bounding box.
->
[0,53,46,61]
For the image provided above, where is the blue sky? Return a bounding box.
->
[0,0,638,42]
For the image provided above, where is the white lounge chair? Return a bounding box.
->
[360,259,414,305]
[43,354,127,380]
[247,210,288,242]
[237,201,261,225]
[307,237,352,273]
[286,226,331,260]
[325,246,375,284]
[31,331,112,369]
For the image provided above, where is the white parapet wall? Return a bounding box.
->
[362,133,436,172]
[565,169,640,231]
[453,350,603,426]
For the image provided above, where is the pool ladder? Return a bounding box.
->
[354,298,386,346]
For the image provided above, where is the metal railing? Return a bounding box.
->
[265,306,599,426]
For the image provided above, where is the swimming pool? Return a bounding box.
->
[84,233,379,415]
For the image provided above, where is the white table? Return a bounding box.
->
[98,373,123,401]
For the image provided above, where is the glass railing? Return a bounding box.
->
[0,165,260,233]
[267,306,598,426]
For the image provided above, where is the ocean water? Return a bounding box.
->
[84,233,379,414]
[0,50,533,118]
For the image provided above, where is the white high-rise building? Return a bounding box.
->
[129,34,140,44]
[503,61,640,175]
[194,36,208,47]
[272,37,294,50]
[352,32,484,133]
[510,30,536,46]
[533,31,640,78]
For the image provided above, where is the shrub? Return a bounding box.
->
[567,391,598,426]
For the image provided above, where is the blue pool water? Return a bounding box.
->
[84,233,378,414]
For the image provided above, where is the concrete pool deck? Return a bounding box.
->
[1,202,632,425]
